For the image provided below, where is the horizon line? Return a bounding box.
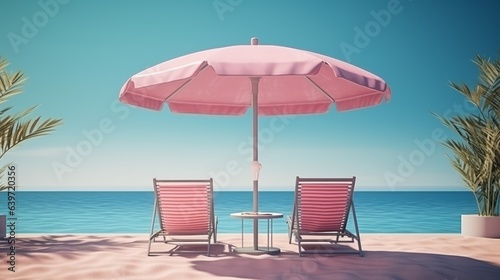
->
[8,189,469,192]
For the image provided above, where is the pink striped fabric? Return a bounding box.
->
[156,183,211,234]
[298,183,352,232]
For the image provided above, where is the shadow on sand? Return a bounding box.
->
[189,244,500,280]
[11,235,500,280]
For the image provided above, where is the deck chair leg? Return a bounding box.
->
[297,234,303,257]
[351,201,363,257]
[207,237,211,256]
[148,196,159,256]
[147,238,153,256]
[288,196,298,245]
[286,216,292,244]
[213,217,218,243]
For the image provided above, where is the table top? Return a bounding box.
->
[230,212,284,219]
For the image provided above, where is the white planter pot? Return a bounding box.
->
[461,214,500,238]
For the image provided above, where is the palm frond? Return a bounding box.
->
[0,163,13,192]
[434,53,500,216]
[0,57,63,193]
[0,117,63,158]
[0,58,27,103]
[0,106,38,144]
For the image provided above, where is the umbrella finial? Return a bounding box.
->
[251,37,259,45]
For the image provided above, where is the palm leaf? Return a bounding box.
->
[0,117,63,158]
[434,53,500,216]
[0,163,12,192]
[0,57,63,193]
[0,57,27,103]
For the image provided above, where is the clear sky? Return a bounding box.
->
[1,0,499,191]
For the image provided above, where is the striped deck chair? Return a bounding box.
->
[287,176,363,257]
[148,178,217,256]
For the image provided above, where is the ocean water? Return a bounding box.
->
[0,191,478,234]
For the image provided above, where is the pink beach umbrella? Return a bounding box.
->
[119,37,391,253]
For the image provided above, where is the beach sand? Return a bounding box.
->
[2,234,500,280]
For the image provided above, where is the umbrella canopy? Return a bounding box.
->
[119,37,391,253]
[120,38,390,115]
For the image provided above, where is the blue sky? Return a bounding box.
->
[1,0,499,191]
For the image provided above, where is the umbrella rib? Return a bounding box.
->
[164,63,210,102]
[306,76,335,102]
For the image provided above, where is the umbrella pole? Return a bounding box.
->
[251,77,260,251]
[247,77,279,255]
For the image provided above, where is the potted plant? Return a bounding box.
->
[435,54,500,238]
[0,57,62,238]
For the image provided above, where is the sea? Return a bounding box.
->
[1,191,478,234]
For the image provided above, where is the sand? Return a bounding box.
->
[2,233,500,280]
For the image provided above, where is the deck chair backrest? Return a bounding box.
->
[295,177,355,232]
[154,179,214,235]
